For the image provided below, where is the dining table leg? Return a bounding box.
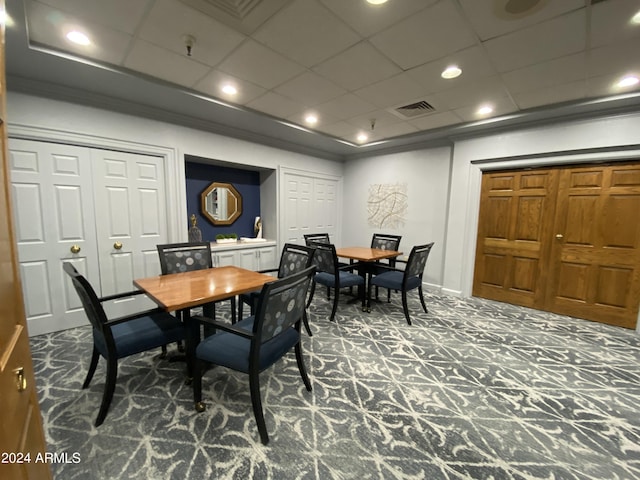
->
[183,308,198,385]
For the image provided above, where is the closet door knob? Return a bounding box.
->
[114,242,123,250]
[70,245,81,254]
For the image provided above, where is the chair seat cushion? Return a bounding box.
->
[371,271,421,291]
[196,316,300,373]
[315,271,364,288]
[95,312,185,359]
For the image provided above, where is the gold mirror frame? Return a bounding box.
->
[200,182,243,226]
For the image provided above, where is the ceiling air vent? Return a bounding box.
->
[392,100,436,119]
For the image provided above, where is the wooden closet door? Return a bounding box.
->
[472,169,558,308]
[546,164,640,328]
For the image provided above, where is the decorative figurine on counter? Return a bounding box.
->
[188,214,203,242]
[254,216,263,239]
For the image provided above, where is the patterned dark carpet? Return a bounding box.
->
[31,291,640,479]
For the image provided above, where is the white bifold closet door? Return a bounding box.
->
[9,139,167,336]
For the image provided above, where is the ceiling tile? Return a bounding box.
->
[484,9,586,73]
[502,52,586,95]
[369,0,477,70]
[193,69,267,104]
[409,111,463,131]
[406,46,498,94]
[26,1,133,65]
[587,73,640,98]
[435,76,510,111]
[253,0,360,68]
[314,93,377,121]
[590,0,640,48]
[453,96,518,122]
[28,0,150,34]
[274,71,346,106]
[513,80,587,110]
[369,121,418,141]
[218,39,305,89]
[312,41,402,92]
[319,0,435,38]
[246,92,306,119]
[138,0,246,67]
[457,0,584,41]
[353,72,428,109]
[587,38,640,78]
[125,39,213,88]
[315,121,360,141]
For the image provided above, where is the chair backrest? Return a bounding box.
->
[371,233,402,252]
[404,243,435,284]
[303,233,330,246]
[253,266,316,344]
[277,243,315,278]
[157,242,212,274]
[307,241,338,275]
[63,262,111,339]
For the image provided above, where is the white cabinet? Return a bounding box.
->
[210,242,277,271]
[212,250,237,267]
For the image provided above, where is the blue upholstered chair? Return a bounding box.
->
[157,241,236,329]
[63,262,185,427]
[370,233,402,302]
[238,243,315,335]
[310,242,365,321]
[192,266,316,445]
[368,242,434,325]
[304,233,331,305]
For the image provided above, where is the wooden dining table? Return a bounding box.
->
[336,247,402,311]
[133,265,275,378]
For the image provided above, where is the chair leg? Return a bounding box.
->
[249,370,269,445]
[387,288,391,303]
[302,310,313,336]
[326,286,330,300]
[329,288,339,322]
[238,298,244,321]
[401,290,412,326]
[95,355,117,427]
[295,343,312,391]
[418,286,428,313]
[306,281,316,308]
[83,346,100,389]
[193,358,205,413]
[160,344,168,359]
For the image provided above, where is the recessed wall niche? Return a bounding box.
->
[185,158,261,241]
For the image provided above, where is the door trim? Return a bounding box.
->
[7,123,183,242]
[463,147,640,331]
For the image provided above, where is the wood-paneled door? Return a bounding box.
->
[0,2,52,476]
[473,163,640,329]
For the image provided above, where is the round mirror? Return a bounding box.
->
[200,182,242,225]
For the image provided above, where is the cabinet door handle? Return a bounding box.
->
[555,234,563,239]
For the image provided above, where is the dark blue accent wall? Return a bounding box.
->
[185,161,261,241]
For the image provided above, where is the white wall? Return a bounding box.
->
[444,111,640,299]
[7,92,345,243]
[342,147,452,289]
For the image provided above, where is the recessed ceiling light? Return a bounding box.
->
[304,114,318,125]
[357,132,369,143]
[617,75,639,88]
[221,84,238,95]
[477,105,494,116]
[631,10,640,24]
[441,65,462,79]
[366,0,388,5]
[66,31,90,46]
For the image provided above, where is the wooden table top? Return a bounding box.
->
[336,246,402,262]
[133,265,275,312]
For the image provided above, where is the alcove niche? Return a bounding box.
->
[184,155,277,242]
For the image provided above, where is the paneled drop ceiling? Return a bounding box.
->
[4,0,640,160]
